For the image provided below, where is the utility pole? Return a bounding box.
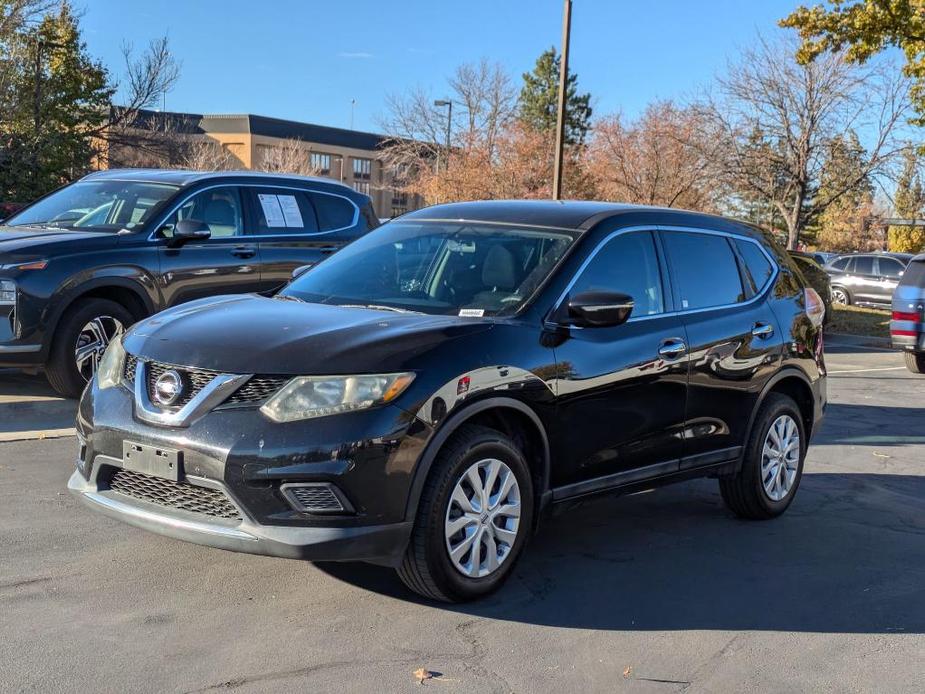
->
[350,98,356,130]
[551,0,572,200]
[434,99,453,173]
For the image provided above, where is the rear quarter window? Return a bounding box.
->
[734,239,774,292]
[308,192,357,231]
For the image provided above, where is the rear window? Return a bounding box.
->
[663,232,745,309]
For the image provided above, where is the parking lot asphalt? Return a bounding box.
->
[1,339,923,693]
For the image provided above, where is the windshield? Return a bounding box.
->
[5,180,179,232]
[282,221,577,316]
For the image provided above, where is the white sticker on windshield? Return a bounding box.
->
[277,195,304,228]
[258,194,286,227]
[459,308,485,317]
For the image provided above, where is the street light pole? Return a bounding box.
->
[434,99,453,173]
[551,0,572,200]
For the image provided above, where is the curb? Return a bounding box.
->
[0,428,76,443]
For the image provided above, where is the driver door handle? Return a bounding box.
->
[658,338,687,359]
[231,246,256,259]
[752,322,774,339]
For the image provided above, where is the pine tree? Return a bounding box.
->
[888,149,925,253]
[518,47,592,145]
[814,131,873,251]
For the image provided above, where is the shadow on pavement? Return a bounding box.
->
[814,402,925,446]
[0,370,76,437]
[318,471,925,633]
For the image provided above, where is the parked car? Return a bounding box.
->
[68,200,826,602]
[823,252,914,308]
[891,253,925,373]
[788,251,832,325]
[0,169,378,397]
[811,251,836,266]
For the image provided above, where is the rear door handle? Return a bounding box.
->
[752,322,774,339]
[658,338,687,359]
[231,246,256,259]
[318,245,339,255]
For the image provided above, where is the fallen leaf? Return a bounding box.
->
[414,668,435,684]
[872,451,889,459]
[623,666,633,679]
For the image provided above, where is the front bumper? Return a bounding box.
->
[68,469,412,564]
[71,378,429,566]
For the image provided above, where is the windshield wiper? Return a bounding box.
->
[339,303,424,315]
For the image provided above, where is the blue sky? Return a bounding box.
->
[79,0,806,133]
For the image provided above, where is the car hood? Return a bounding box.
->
[0,226,110,256]
[123,294,495,374]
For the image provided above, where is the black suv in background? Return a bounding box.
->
[70,201,827,602]
[0,170,378,396]
[824,252,913,308]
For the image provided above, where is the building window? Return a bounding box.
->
[353,181,370,195]
[391,190,408,217]
[352,157,372,180]
[310,152,331,176]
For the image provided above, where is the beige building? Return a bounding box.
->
[104,110,420,218]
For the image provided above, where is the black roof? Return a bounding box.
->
[402,200,761,235]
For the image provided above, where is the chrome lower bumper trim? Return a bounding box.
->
[0,343,41,353]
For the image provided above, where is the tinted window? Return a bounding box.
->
[830,257,851,271]
[879,258,905,278]
[735,239,774,292]
[308,192,356,231]
[161,187,243,238]
[854,256,875,275]
[570,231,665,316]
[248,188,320,234]
[663,232,745,309]
[901,259,925,286]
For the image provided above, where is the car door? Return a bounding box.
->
[548,229,689,490]
[661,229,784,470]
[155,185,263,307]
[876,257,906,305]
[846,255,880,304]
[244,186,360,293]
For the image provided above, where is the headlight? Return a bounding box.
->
[0,280,14,305]
[260,372,415,422]
[96,337,126,390]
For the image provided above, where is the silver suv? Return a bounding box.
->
[824,252,914,308]
[891,253,925,373]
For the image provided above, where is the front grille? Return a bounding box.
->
[123,354,286,407]
[107,468,241,520]
[225,376,289,405]
[282,483,350,514]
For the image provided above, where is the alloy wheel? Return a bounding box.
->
[74,315,124,382]
[761,414,800,502]
[444,458,521,578]
[831,288,848,305]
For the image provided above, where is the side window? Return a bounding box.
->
[734,239,774,293]
[854,256,875,275]
[878,258,905,278]
[248,188,320,235]
[663,232,745,310]
[161,187,243,238]
[307,192,356,231]
[831,257,851,271]
[570,231,665,317]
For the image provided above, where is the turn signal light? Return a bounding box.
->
[891,311,921,322]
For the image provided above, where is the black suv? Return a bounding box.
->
[69,201,826,602]
[0,169,378,396]
[824,252,913,308]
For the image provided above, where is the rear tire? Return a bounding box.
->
[45,298,133,398]
[719,393,806,520]
[905,351,925,374]
[397,424,534,602]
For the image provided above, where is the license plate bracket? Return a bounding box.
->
[122,441,182,481]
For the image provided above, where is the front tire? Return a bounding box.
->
[45,298,133,398]
[719,393,806,520]
[397,425,534,602]
[905,351,925,374]
[831,287,850,306]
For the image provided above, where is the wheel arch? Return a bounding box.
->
[404,396,552,529]
[741,368,817,469]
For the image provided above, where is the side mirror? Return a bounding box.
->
[567,291,634,327]
[166,219,211,247]
[291,264,313,281]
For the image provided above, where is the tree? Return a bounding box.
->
[814,132,876,250]
[781,0,925,126]
[704,35,909,249]
[518,47,592,144]
[888,148,925,251]
[586,101,724,211]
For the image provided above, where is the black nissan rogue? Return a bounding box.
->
[69,201,827,602]
[0,169,377,397]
